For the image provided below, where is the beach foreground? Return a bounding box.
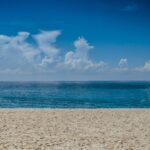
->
[0,109,150,150]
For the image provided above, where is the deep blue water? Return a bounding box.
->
[0,81,150,108]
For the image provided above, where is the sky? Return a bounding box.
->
[0,0,150,81]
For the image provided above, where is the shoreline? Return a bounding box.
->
[0,109,150,149]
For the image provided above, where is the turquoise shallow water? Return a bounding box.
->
[0,81,150,108]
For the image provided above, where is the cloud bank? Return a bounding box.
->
[0,30,106,75]
[0,30,149,80]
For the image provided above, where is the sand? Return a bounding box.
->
[0,109,150,150]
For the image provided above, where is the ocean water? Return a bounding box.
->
[0,81,150,108]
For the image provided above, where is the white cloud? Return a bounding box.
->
[33,30,60,58]
[33,30,61,68]
[118,58,128,68]
[114,58,128,72]
[0,32,36,71]
[0,30,61,73]
[61,37,107,71]
[0,30,150,81]
[1,31,107,74]
[135,60,150,72]
[3,30,150,80]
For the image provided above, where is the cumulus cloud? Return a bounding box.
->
[0,31,107,75]
[115,58,128,71]
[0,30,61,73]
[61,37,107,71]
[33,30,61,67]
[0,32,36,71]
[135,60,150,72]
[0,30,150,81]
[118,58,128,68]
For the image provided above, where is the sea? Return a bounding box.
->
[0,81,150,108]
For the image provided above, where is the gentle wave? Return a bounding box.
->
[0,81,150,108]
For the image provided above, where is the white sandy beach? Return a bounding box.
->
[0,109,150,150]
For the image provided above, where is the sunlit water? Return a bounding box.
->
[0,81,150,108]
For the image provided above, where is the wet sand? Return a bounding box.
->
[0,109,150,150]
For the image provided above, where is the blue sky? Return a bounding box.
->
[0,0,150,80]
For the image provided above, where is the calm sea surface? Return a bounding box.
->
[0,81,150,108]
